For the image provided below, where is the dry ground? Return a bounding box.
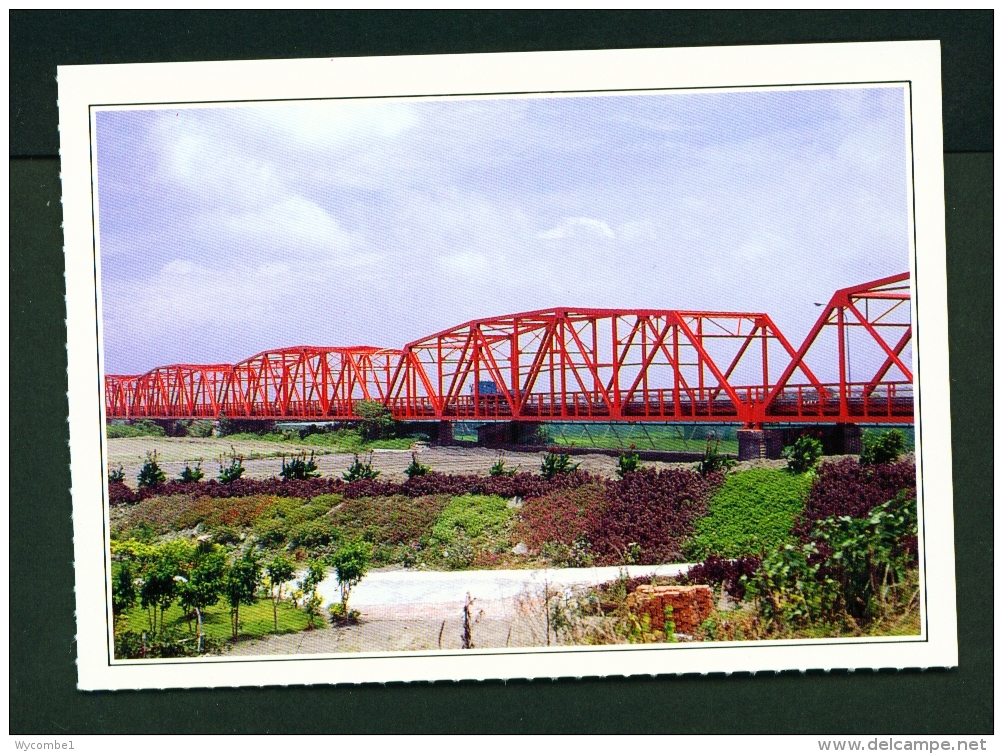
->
[108,437,704,486]
[226,594,562,655]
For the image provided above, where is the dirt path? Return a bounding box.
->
[109,437,704,485]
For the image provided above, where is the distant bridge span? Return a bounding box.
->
[105,273,913,428]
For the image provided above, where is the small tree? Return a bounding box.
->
[329,540,373,613]
[859,429,907,466]
[297,560,328,628]
[223,552,261,640]
[178,460,205,483]
[266,554,296,632]
[139,540,192,634]
[218,446,246,483]
[177,548,226,651]
[137,450,166,489]
[404,452,430,479]
[279,451,320,481]
[783,435,823,474]
[111,562,136,619]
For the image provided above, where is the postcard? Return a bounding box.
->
[59,41,957,689]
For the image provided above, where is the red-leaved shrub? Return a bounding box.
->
[586,468,721,566]
[794,458,916,541]
[683,554,761,599]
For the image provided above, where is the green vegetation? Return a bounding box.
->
[430,495,514,568]
[697,437,734,476]
[279,451,320,481]
[330,539,373,612]
[489,453,518,477]
[860,428,907,466]
[222,429,415,452]
[178,460,205,483]
[218,447,246,483]
[783,435,823,474]
[404,452,430,479]
[107,420,166,439]
[540,422,740,454]
[120,593,311,641]
[540,452,580,479]
[137,450,166,489]
[616,447,641,478]
[685,468,813,560]
[343,453,380,482]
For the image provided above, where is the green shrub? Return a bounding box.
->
[744,541,827,628]
[859,429,907,466]
[404,452,430,479]
[814,490,917,621]
[108,464,125,483]
[218,447,246,483]
[616,446,641,478]
[279,451,320,481]
[289,517,341,548]
[188,420,215,438]
[489,453,517,477]
[137,450,166,489]
[343,453,379,482]
[355,400,396,441]
[698,437,734,476]
[783,435,823,474]
[684,468,813,560]
[541,452,580,479]
[178,460,205,483]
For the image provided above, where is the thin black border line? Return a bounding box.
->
[85,79,928,672]
[85,78,913,111]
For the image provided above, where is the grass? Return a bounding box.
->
[431,494,513,544]
[107,420,165,439]
[683,468,813,560]
[332,494,449,566]
[222,429,415,452]
[454,422,741,454]
[120,597,314,641]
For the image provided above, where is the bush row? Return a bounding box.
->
[110,470,599,506]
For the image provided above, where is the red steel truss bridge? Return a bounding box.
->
[105,273,914,428]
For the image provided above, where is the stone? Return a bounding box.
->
[512,542,529,555]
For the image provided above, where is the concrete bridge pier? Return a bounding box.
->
[737,428,784,461]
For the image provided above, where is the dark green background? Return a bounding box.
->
[9,10,993,733]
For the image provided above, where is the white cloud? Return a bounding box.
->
[217,196,353,253]
[537,217,616,240]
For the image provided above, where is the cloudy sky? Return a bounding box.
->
[94,85,910,374]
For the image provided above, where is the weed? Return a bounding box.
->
[489,452,517,477]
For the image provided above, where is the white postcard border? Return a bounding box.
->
[59,41,956,690]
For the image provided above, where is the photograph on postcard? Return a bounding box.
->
[93,82,923,660]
